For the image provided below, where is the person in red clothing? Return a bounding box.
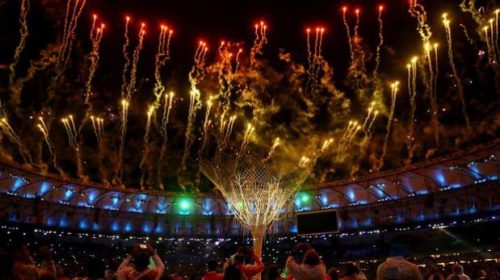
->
[202,259,223,280]
[117,242,165,280]
[225,246,265,280]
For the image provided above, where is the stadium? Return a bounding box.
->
[0,0,499,279]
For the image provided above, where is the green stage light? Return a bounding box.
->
[300,192,310,203]
[178,197,192,213]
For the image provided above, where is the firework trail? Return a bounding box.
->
[90,115,104,146]
[61,115,84,178]
[224,116,237,144]
[342,6,353,61]
[495,9,499,55]
[433,43,439,83]
[367,110,379,133]
[126,23,146,99]
[306,27,325,92]
[84,18,105,105]
[362,102,375,130]
[120,16,132,98]
[373,5,384,77]
[250,21,268,68]
[181,41,208,170]
[306,28,312,70]
[238,123,255,156]
[377,82,399,171]
[9,0,30,86]
[0,104,32,165]
[424,42,439,145]
[483,26,495,63]
[139,105,157,189]
[157,92,175,190]
[153,25,172,108]
[406,57,418,155]
[459,24,474,44]
[57,0,87,73]
[320,138,334,153]
[442,14,470,130]
[338,120,361,155]
[352,109,378,176]
[114,99,129,184]
[200,96,214,154]
[263,137,281,162]
[37,117,64,175]
[114,23,146,184]
[354,8,360,37]
[408,0,432,44]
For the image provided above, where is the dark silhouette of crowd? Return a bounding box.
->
[1,239,499,280]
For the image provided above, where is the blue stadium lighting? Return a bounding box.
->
[39,182,51,196]
[79,220,88,229]
[111,221,120,232]
[64,189,73,201]
[124,222,132,232]
[11,177,25,192]
[434,171,447,186]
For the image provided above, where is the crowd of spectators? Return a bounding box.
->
[1,238,499,280]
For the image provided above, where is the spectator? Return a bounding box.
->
[267,264,283,280]
[376,244,423,280]
[202,259,223,280]
[328,267,339,280]
[427,264,445,280]
[39,246,57,278]
[286,249,327,280]
[477,270,487,280]
[117,243,165,280]
[340,263,363,280]
[446,264,470,280]
[227,247,264,279]
[11,241,40,280]
[224,263,243,280]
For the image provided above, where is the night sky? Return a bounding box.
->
[0,0,498,192]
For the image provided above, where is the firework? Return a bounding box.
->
[354,8,361,38]
[139,105,157,189]
[250,21,268,68]
[126,22,146,99]
[9,0,30,86]
[459,24,474,44]
[306,26,325,92]
[377,81,399,171]
[90,115,104,146]
[495,9,499,54]
[200,96,214,153]
[84,19,105,105]
[120,16,132,98]
[239,123,255,156]
[61,115,84,178]
[362,102,375,130]
[157,92,175,190]
[353,108,378,176]
[442,13,470,130]
[342,6,353,61]
[37,117,63,175]
[182,41,208,170]
[0,104,32,165]
[263,137,281,162]
[408,0,432,44]
[373,5,385,76]
[153,25,173,108]
[113,99,130,184]
[58,0,87,72]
